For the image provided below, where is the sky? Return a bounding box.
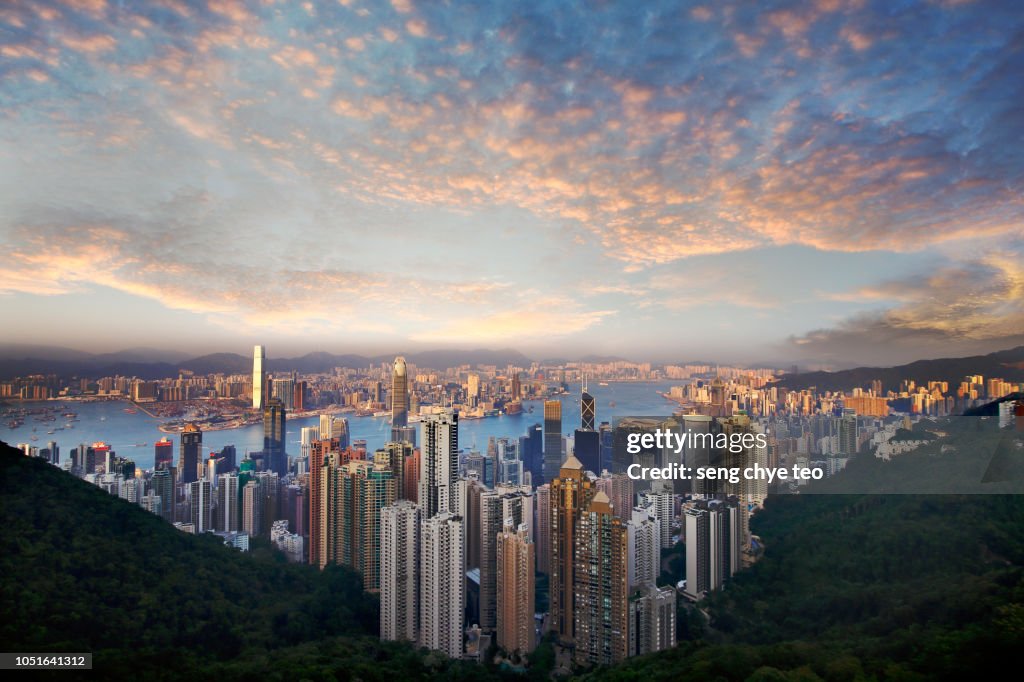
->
[1,0,1022,368]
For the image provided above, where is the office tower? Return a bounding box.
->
[681,414,714,495]
[242,480,263,537]
[597,471,634,522]
[520,423,543,485]
[271,377,294,410]
[511,372,521,400]
[381,501,421,642]
[293,380,306,411]
[598,422,613,474]
[252,345,266,410]
[419,512,465,658]
[154,437,173,471]
[217,473,240,531]
[496,520,535,656]
[47,441,59,464]
[263,398,287,476]
[180,423,202,485]
[535,484,551,575]
[573,491,628,666]
[543,400,563,483]
[627,506,660,589]
[628,583,676,656]
[550,455,594,643]
[300,426,318,462]
[219,444,237,471]
[467,373,480,402]
[189,479,213,533]
[255,471,281,537]
[151,468,174,523]
[581,387,596,431]
[710,375,726,417]
[324,459,396,590]
[573,429,600,475]
[392,356,409,428]
[419,407,458,519]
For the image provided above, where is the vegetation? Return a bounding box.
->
[2,441,1023,680]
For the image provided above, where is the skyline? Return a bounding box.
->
[2,0,1023,366]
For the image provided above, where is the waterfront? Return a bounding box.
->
[4,381,683,469]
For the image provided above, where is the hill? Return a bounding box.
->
[776,345,1024,393]
[2,440,1022,680]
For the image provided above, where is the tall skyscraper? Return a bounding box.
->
[217,473,240,532]
[189,479,213,533]
[628,583,676,656]
[180,423,202,485]
[242,480,263,537]
[151,467,174,523]
[419,511,465,658]
[375,441,415,503]
[324,459,396,590]
[550,455,594,643]
[392,356,409,428]
[154,437,173,471]
[683,503,739,601]
[419,407,458,519]
[581,386,596,431]
[263,398,287,476]
[252,345,266,410]
[626,506,660,589]
[535,484,551,575]
[520,423,543,484]
[543,400,563,483]
[597,471,635,522]
[496,519,536,656]
[478,487,534,632]
[308,438,339,566]
[573,491,628,666]
[381,501,421,643]
[511,372,521,400]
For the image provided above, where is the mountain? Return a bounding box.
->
[776,345,1024,392]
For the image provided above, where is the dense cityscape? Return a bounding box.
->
[5,344,1022,670]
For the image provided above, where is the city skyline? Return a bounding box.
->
[1,1,1022,366]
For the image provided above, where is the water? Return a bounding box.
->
[6,381,682,469]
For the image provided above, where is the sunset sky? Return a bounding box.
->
[1,0,1022,367]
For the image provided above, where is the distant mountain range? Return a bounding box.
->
[0,345,536,380]
[776,345,1024,392]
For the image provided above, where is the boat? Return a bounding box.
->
[599,382,609,386]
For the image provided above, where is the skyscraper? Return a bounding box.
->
[324,458,396,590]
[392,356,409,428]
[263,398,287,476]
[217,473,240,532]
[189,479,213,533]
[550,454,594,643]
[628,583,677,656]
[252,345,266,410]
[154,437,173,471]
[626,506,660,589]
[381,501,421,643]
[419,511,465,658]
[180,423,202,485]
[478,487,534,632]
[419,407,458,519]
[496,519,535,656]
[581,387,596,431]
[520,423,543,485]
[573,491,628,666]
[543,400,563,483]
[535,483,551,575]
[242,480,263,537]
[375,440,415,503]
[151,467,174,523]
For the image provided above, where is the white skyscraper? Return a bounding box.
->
[419,407,459,519]
[252,345,266,410]
[381,501,421,643]
[218,473,240,532]
[419,511,465,658]
[189,479,213,533]
[627,506,661,589]
[642,489,674,548]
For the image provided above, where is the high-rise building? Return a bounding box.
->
[180,423,202,485]
[217,473,240,532]
[626,506,660,589]
[263,398,287,476]
[520,423,543,484]
[419,512,465,658]
[154,437,173,471]
[683,503,739,601]
[252,345,266,410]
[535,484,551,575]
[641,489,674,548]
[419,407,458,519]
[628,583,676,656]
[496,520,535,656]
[375,441,415,503]
[242,480,263,537]
[581,389,596,431]
[392,356,409,428]
[550,454,594,643]
[381,501,421,643]
[574,429,600,475]
[324,459,396,590]
[573,491,628,666]
[478,486,534,632]
[308,438,341,566]
[151,467,174,523]
[597,471,635,522]
[189,479,212,533]
[543,400,563,483]
[511,372,521,400]
[319,415,350,449]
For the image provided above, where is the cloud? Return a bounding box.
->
[789,249,1024,365]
